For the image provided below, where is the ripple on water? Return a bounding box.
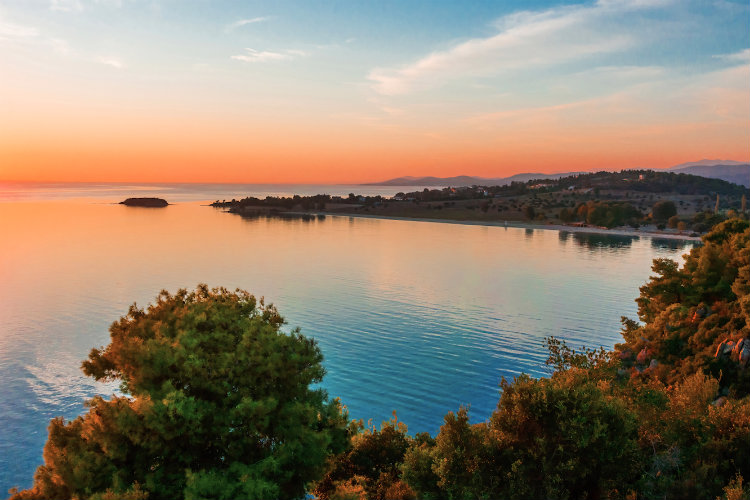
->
[0,201,693,492]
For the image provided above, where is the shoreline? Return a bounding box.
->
[288,211,702,241]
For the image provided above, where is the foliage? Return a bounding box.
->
[718,474,750,500]
[572,200,642,228]
[621,219,750,392]
[11,285,348,500]
[523,205,536,220]
[321,220,750,500]
[544,337,611,372]
[652,200,678,221]
[311,414,415,500]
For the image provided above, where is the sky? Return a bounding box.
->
[0,0,749,184]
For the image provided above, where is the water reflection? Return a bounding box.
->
[650,238,694,252]
[572,232,638,250]
[0,200,694,493]
[238,212,320,222]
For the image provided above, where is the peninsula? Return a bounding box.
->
[211,170,748,239]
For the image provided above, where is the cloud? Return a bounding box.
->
[231,48,305,63]
[0,13,75,57]
[97,56,124,68]
[714,48,750,63]
[368,1,668,95]
[595,0,673,8]
[50,37,70,54]
[0,19,38,40]
[226,17,270,32]
[50,0,83,12]
[463,61,749,134]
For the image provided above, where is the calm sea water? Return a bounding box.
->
[0,183,693,493]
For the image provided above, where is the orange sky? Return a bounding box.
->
[3,104,748,183]
[1,1,748,184]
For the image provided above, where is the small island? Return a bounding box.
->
[119,197,169,207]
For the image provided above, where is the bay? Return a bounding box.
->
[0,184,693,492]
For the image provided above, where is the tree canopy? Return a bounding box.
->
[310,220,750,500]
[10,285,348,500]
[651,200,678,221]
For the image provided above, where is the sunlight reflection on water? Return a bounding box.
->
[0,197,693,492]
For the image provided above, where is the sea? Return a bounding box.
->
[0,182,694,492]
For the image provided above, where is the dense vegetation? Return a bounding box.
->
[212,171,746,211]
[10,221,750,499]
[311,219,750,500]
[211,171,747,232]
[9,287,348,500]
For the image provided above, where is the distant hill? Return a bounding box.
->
[667,163,750,187]
[366,160,750,188]
[669,159,747,169]
[364,171,584,187]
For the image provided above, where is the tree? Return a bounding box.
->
[11,285,349,500]
[619,219,750,391]
[558,207,574,222]
[523,205,536,220]
[312,414,415,500]
[400,371,642,500]
[652,200,677,221]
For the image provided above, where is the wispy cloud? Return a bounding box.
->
[226,16,270,32]
[231,48,305,63]
[714,48,750,63]
[50,0,138,12]
[463,61,749,133]
[0,19,39,40]
[97,56,124,68]
[50,37,70,54]
[50,0,83,12]
[368,1,669,95]
[0,12,75,57]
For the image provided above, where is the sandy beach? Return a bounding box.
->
[309,212,703,241]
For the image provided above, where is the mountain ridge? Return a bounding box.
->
[364,162,750,188]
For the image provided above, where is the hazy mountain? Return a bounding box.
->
[669,159,747,169]
[365,160,750,188]
[668,163,750,187]
[363,172,584,187]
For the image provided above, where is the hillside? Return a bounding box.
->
[668,163,750,187]
[215,170,748,235]
[367,160,750,187]
[363,171,584,187]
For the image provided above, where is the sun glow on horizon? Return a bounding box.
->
[1,0,748,183]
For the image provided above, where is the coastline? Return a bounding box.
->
[292,211,703,241]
